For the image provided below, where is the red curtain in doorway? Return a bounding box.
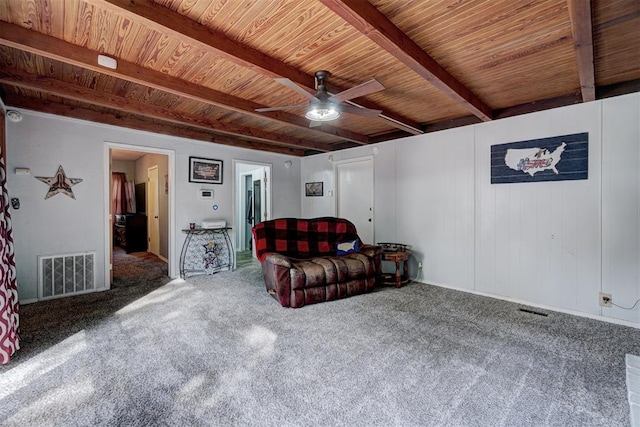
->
[0,134,20,364]
[112,172,136,215]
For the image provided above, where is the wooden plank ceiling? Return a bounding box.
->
[0,0,638,156]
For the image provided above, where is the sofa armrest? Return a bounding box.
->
[263,252,294,268]
[359,244,383,258]
[359,244,383,286]
[261,253,294,307]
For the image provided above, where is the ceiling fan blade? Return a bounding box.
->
[255,103,307,112]
[274,78,318,102]
[339,104,382,118]
[329,79,385,104]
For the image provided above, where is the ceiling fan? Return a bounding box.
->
[255,70,384,124]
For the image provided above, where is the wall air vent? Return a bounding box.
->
[518,307,548,317]
[38,252,96,300]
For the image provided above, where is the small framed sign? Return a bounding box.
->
[305,181,323,197]
[189,157,223,184]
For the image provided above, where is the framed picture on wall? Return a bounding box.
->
[189,157,223,184]
[305,181,323,197]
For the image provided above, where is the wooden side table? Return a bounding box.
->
[381,249,412,288]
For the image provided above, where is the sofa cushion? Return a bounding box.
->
[253,217,362,262]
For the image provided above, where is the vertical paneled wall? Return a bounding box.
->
[395,126,476,290]
[474,102,602,314]
[602,94,640,323]
[302,93,640,325]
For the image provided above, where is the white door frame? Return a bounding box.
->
[104,142,177,287]
[334,155,375,242]
[233,159,272,257]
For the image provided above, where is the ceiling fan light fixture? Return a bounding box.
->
[305,102,340,121]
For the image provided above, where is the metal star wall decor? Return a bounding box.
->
[36,165,83,199]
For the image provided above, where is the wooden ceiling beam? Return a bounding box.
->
[596,78,640,100]
[594,10,640,31]
[567,0,596,102]
[370,117,482,143]
[373,90,590,141]
[319,0,493,122]
[94,0,312,85]
[493,92,582,119]
[0,22,369,145]
[0,67,332,153]
[95,0,423,135]
[3,94,305,156]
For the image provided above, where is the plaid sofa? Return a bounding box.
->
[252,217,382,308]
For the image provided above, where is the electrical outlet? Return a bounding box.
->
[418,261,423,271]
[599,292,612,308]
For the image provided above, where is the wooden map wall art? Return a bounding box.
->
[36,165,83,199]
[491,133,588,184]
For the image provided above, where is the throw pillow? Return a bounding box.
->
[336,239,359,256]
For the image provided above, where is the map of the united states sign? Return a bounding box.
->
[491,133,588,184]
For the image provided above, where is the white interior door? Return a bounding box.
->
[336,158,374,244]
[148,166,160,256]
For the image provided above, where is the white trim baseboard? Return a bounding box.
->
[412,280,640,329]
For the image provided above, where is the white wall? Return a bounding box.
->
[6,110,301,302]
[111,159,135,181]
[301,142,398,244]
[474,102,602,314]
[302,92,640,326]
[397,126,476,291]
[602,94,640,323]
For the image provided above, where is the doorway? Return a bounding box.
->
[336,157,374,244]
[234,160,272,265]
[243,175,253,249]
[105,144,175,288]
[147,165,160,257]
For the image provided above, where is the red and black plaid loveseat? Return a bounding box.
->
[251,217,382,308]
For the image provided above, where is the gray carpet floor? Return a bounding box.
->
[1,260,638,426]
[112,247,169,288]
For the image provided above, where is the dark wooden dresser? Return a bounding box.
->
[114,214,147,253]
